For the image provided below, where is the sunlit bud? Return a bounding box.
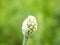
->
[22,15,37,37]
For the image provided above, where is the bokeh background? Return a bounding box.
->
[0,0,60,45]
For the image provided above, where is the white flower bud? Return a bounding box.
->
[22,15,37,37]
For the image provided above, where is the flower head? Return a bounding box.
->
[22,15,37,37]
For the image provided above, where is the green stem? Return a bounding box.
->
[23,36,29,45]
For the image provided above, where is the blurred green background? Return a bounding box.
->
[0,0,60,45]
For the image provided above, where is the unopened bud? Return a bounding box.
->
[22,15,37,37]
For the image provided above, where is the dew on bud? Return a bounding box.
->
[30,26,33,29]
[31,22,35,26]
